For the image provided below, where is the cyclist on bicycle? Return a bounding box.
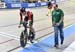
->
[46,1,53,16]
[18,7,35,43]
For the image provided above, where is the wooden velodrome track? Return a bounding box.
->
[0,0,75,52]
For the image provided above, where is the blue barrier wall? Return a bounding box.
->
[0,0,66,9]
[0,0,57,9]
[6,2,48,9]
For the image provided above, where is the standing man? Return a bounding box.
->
[52,4,64,48]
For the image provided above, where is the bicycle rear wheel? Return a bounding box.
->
[20,31,28,48]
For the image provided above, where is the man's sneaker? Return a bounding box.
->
[61,41,63,45]
[54,45,59,48]
[54,45,56,47]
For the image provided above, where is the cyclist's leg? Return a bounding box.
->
[23,16,28,32]
[30,14,35,40]
[30,26,35,40]
[29,15,35,43]
[23,22,27,32]
[28,27,35,43]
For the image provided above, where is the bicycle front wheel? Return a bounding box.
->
[20,31,27,48]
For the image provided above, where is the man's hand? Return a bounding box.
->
[56,23,60,26]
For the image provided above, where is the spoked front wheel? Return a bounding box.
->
[20,31,27,48]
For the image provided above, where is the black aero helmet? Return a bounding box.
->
[48,2,51,8]
[20,7,26,12]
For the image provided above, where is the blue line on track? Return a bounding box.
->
[20,25,75,52]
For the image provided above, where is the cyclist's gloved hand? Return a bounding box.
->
[18,20,23,28]
[18,25,21,28]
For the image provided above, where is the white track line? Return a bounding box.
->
[63,41,75,52]
[0,32,19,40]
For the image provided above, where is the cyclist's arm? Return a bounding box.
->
[47,9,52,16]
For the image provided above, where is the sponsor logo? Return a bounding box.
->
[28,3,35,7]
[61,0,65,1]
[0,2,6,8]
[41,2,46,6]
[11,3,21,7]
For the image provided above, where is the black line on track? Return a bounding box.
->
[7,46,21,52]
[0,39,14,44]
